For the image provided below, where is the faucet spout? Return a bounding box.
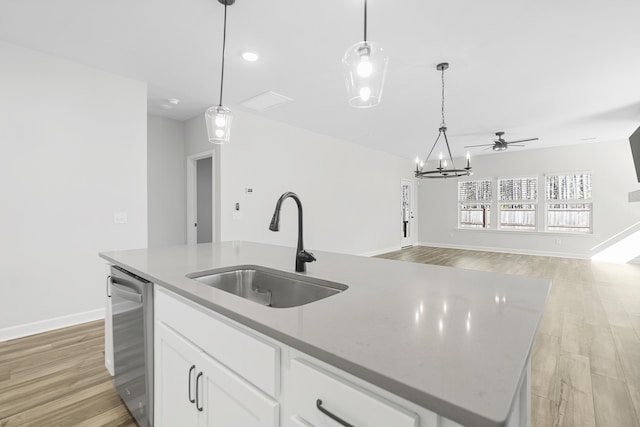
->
[268,192,316,272]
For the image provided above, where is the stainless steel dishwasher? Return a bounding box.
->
[110,265,153,427]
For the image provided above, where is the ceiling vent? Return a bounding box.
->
[239,91,293,111]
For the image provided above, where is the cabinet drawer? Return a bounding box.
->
[290,358,419,427]
[155,288,280,397]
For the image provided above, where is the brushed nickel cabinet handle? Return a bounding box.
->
[196,372,204,412]
[188,365,196,404]
[316,399,354,427]
[106,275,112,298]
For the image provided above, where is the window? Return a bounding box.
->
[498,177,537,230]
[545,173,592,233]
[458,180,491,229]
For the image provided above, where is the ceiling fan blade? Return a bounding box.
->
[464,143,495,148]
[509,144,526,147]
[505,137,538,144]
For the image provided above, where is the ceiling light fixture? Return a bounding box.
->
[415,63,472,179]
[205,0,235,144]
[342,0,388,108]
[241,51,259,62]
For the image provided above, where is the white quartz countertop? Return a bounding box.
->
[100,241,550,427]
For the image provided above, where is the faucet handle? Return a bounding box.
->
[298,250,316,263]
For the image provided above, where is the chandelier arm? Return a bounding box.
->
[218,3,228,107]
[421,130,442,171]
[442,129,457,170]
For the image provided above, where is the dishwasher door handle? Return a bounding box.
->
[111,282,143,303]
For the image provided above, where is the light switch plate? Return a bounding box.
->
[113,212,128,224]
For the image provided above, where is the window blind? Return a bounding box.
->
[498,177,537,201]
[458,180,492,202]
[546,173,592,201]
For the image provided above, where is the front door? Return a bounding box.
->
[401,180,415,248]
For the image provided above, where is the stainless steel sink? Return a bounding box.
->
[186,265,348,308]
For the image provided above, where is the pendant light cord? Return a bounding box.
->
[218,2,228,107]
[363,0,367,42]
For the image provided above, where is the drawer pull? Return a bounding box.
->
[188,365,196,403]
[316,399,355,427]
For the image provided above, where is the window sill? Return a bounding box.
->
[455,228,596,237]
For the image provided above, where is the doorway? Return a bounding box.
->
[401,179,415,248]
[187,151,215,244]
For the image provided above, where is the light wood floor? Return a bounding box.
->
[0,320,136,427]
[378,246,640,427]
[2,247,639,426]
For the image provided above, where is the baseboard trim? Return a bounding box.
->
[359,245,403,257]
[0,308,105,343]
[416,241,589,259]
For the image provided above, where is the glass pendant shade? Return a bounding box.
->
[205,106,233,144]
[342,41,389,108]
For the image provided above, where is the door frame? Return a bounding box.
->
[186,150,215,244]
[401,179,416,248]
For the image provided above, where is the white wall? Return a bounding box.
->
[0,42,148,339]
[147,114,186,247]
[185,109,415,256]
[418,140,640,258]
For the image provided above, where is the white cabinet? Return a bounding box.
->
[155,323,200,427]
[155,289,279,427]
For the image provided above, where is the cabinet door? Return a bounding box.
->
[199,351,279,427]
[155,323,201,427]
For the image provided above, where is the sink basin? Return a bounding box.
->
[186,265,348,308]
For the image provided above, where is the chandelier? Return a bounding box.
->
[415,63,472,179]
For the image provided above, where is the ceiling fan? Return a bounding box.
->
[464,132,539,152]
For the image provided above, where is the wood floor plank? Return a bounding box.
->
[532,333,561,400]
[592,373,640,427]
[553,353,596,427]
[611,325,640,423]
[0,321,134,426]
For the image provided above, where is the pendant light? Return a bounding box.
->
[415,63,472,179]
[342,0,389,108]
[205,0,235,144]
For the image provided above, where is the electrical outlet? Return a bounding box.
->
[555,238,561,245]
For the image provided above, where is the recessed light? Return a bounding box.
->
[241,51,259,62]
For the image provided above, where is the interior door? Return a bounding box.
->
[196,157,213,244]
[401,180,415,248]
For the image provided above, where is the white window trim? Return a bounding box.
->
[543,172,593,234]
[497,176,538,231]
[458,179,492,229]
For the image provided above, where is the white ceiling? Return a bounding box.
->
[1,0,640,160]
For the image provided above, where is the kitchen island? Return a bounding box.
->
[100,241,550,427]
